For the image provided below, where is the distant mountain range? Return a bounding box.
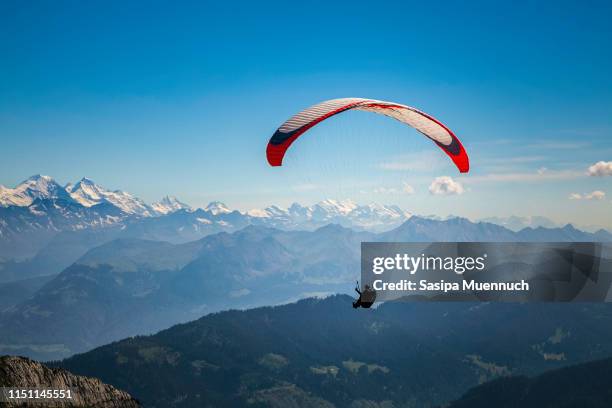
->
[0,175,412,261]
[476,215,560,231]
[57,295,612,407]
[0,175,188,216]
[2,175,609,263]
[1,214,611,361]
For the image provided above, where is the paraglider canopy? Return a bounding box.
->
[266,98,469,173]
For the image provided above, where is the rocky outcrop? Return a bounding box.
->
[0,355,140,407]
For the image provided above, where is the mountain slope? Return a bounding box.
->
[0,225,124,282]
[0,198,126,259]
[0,225,372,359]
[478,215,559,231]
[446,357,612,408]
[0,274,55,311]
[0,356,140,407]
[58,295,612,408]
[380,216,517,241]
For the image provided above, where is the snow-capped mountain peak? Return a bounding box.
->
[246,205,289,218]
[151,196,192,215]
[68,177,108,207]
[352,202,411,220]
[314,199,358,215]
[243,199,411,232]
[21,174,60,193]
[1,175,194,218]
[205,201,232,215]
[67,177,151,216]
[246,208,273,218]
[0,175,70,207]
[2,176,415,232]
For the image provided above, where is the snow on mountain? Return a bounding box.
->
[348,203,412,229]
[0,175,71,207]
[67,177,155,216]
[313,199,358,216]
[2,175,611,271]
[245,208,271,218]
[245,200,411,231]
[205,201,232,215]
[67,178,191,217]
[0,175,167,217]
[65,178,105,206]
[0,176,410,233]
[151,196,192,215]
[287,203,313,219]
[10,174,609,246]
[247,205,288,219]
[0,175,184,216]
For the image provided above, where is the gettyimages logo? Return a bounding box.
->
[361,242,612,303]
[372,253,488,275]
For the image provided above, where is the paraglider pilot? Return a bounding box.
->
[353,281,376,309]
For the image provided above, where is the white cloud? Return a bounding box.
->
[429,176,464,195]
[588,191,606,200]
[402,183,415,194]
[587,161,612,177]
[568,191,606,200]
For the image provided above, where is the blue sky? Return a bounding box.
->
[1,0,611,227]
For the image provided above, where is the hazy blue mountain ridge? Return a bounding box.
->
[1,215,611,360]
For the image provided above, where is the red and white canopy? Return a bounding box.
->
[266,98,469,173]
